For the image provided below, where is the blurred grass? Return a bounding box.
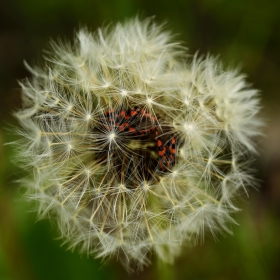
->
[1,0,280,279]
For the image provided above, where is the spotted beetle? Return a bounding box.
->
[100,107,176,172]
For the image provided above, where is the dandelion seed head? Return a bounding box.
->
[14,17,262,271]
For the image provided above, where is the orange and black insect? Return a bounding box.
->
[100,107,176,172]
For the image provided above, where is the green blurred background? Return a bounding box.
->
[0,0,279,279]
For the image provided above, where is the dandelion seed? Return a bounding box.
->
[120,90,128,97]
[109,133,115,140]
[14,17,262,271]
[85,114,91,121]
[184,98,190,105]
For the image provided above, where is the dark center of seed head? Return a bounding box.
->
[94,107,177,182]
